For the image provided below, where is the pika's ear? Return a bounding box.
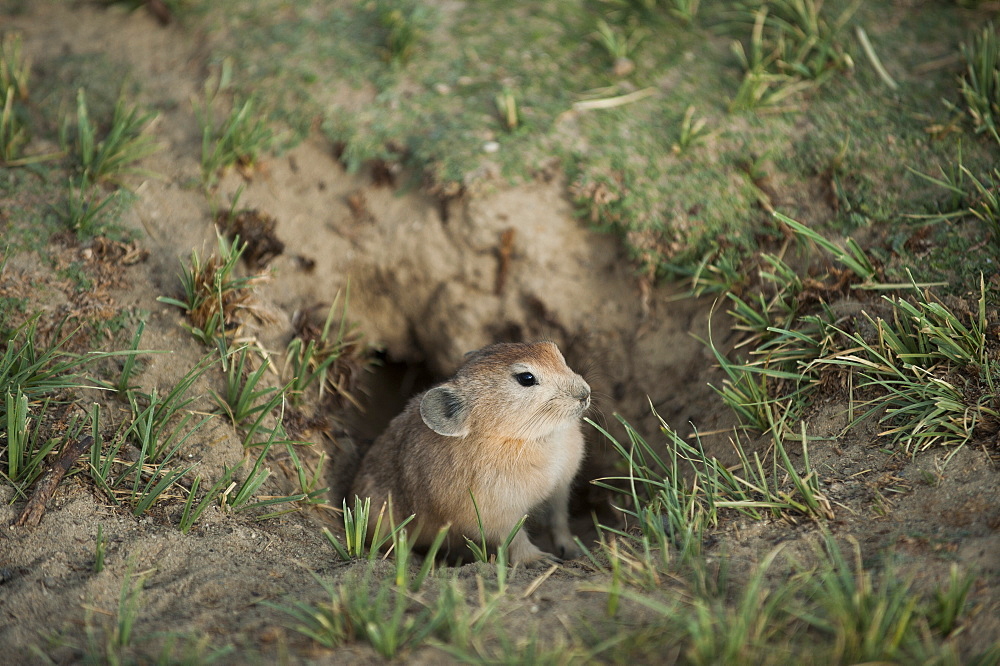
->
[420,386,470,437]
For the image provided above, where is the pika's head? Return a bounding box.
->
[419,341,591,439]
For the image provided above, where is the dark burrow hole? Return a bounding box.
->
[346,349,442,443]
[341,346,617,557]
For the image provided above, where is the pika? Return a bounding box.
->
[348,341,591,565]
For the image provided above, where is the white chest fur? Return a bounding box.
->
[470,423,583,520]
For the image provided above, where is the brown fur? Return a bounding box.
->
[348,341,590,564]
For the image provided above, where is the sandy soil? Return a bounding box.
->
[1,3,998,663]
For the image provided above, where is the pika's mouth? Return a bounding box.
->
[545,394,590,421]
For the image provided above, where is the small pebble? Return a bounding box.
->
[482,141,500,154]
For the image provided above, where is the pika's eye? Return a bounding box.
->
[514,371,537,387]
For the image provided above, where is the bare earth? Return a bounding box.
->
[1,3,998,663]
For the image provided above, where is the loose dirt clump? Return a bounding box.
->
[216,208,285,272]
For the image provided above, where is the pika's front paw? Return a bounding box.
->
[520,553,562,569]
[508,532,549,566]
[553,535,582,561]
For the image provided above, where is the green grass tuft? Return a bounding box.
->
[54,181,132,239]
[157,233,269,348]
[0,316,105,421]
[375,0,431,67]
[211,345,280,428]
[1,85,29,164]
[324,494,414,561]
[0,32,30,101]
[276,570,442,658]
[61,88,160,187]
[958,22,1000,145]
[1,389,58,495]
[93,524,106,574]
[196,88,274,189]
[284,289,361,406]
[815,278,998,455]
